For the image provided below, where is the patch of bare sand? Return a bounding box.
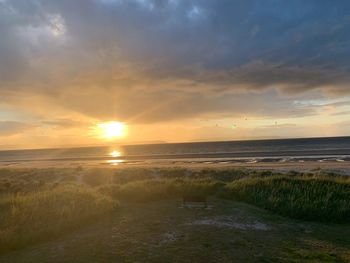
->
[158,231,179,245]
[187,216,270,231]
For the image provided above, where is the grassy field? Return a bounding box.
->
[0,167,349,262]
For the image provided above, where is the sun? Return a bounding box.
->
[95,121,127,140]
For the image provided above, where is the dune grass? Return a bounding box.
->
[0,168,79,194]
[98,178,223,202]
[0,185,117,253]
[82,168,114,186]
[0,167,349,255]
[223,176,350,222]
[86,167,350,222]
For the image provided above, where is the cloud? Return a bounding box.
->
[331,110,350,116]
[41,118,85,129]
[1,0,350,123]
[0,121,35,136]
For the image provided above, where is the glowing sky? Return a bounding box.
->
[1,0,350,149]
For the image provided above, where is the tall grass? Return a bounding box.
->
[0,185,117,252]
[0,168,79,195]
[1,167,349,255]
[223,176,350,222]
[82,168,114,186]
[96,169,350,223]
[99,179,223,202]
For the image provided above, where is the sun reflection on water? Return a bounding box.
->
[107,159,124,166]
[110,150,122,157]
[107,150,123,165]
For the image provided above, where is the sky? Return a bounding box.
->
[1,0,350,149]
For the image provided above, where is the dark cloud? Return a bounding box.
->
[1,0,350,122]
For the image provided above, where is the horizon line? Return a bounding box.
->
[1,134,350,152]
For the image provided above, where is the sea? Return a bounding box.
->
[1,136,350,167]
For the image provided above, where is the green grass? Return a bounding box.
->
[1,199,349,263]
[96,169,350,223]
[98,178,223,201]
[0,167,349,259]
[0,168,79,194]
[0,185,117,252]
[82,168,114,186]
[223,176,350,222]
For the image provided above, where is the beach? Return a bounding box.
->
[2,1,350,261]
[1,136,350,175]
[0,138,350,262]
